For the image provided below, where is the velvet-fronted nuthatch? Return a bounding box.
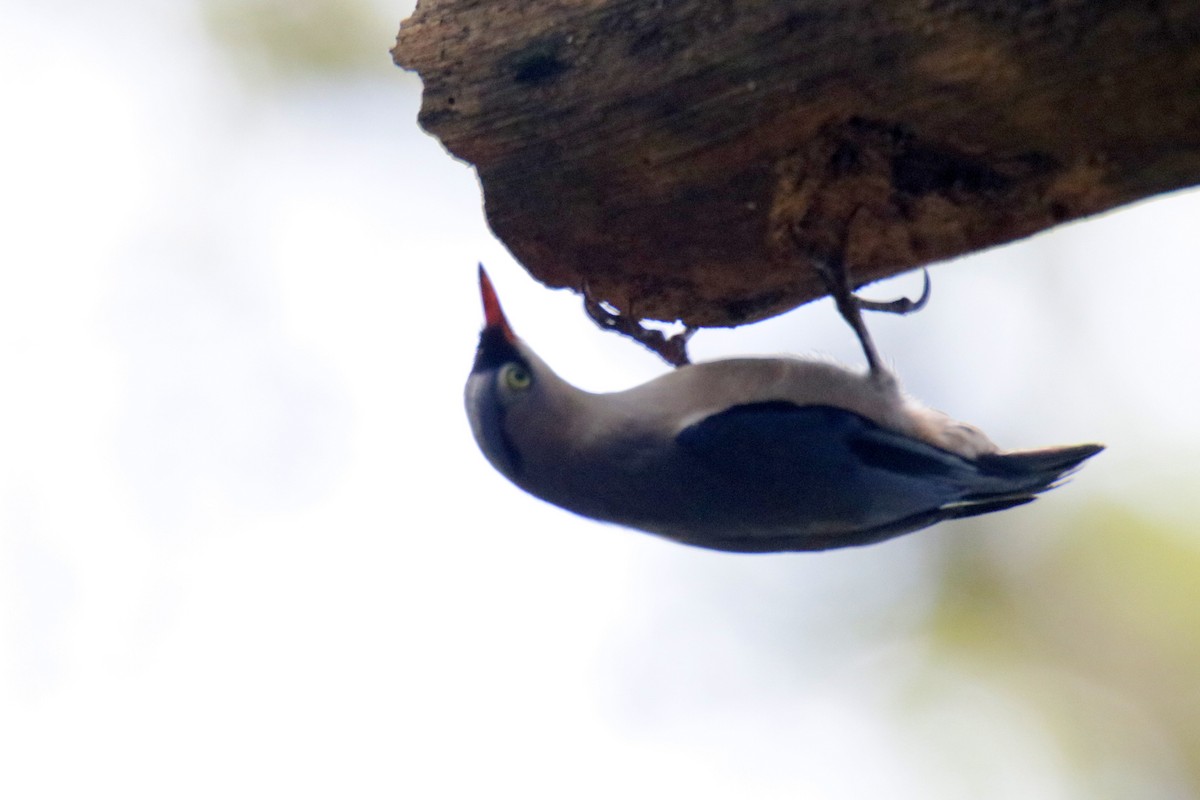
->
[464,264,1101,552]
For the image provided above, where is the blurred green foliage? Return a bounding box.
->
[926,505,1200,795]
[202,0,392,82]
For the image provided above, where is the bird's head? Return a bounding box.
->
[465,265,550,478]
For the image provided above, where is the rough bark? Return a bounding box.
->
[393,0,1200,329]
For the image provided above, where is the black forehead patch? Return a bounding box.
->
[472,327,524,373]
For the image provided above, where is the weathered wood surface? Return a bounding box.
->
[394,0,1200,328]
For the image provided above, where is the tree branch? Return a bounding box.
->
[393,0,1200,328]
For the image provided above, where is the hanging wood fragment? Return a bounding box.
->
[393,0,1200,330]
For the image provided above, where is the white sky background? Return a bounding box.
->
[2,1,1199,797]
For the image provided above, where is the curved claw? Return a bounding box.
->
[856,269,931,316]
[584,294,694,367]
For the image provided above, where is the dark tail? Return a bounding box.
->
[975,443,1104,484]
[875,445,1104,547]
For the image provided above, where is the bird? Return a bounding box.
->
[464,263,1103,553]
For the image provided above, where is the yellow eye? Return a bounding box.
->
[501,362,533,391]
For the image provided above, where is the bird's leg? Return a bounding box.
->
[583,288,695,367]
[787,212,931,379]
[811,257,931,381]
[811,256,886,377]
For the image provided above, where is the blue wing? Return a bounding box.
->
[674,402,1039,551]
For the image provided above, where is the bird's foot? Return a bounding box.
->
[855,269,931,315]
[584,294,695,367]
[811,259,931,318]
[810,257,930,381]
